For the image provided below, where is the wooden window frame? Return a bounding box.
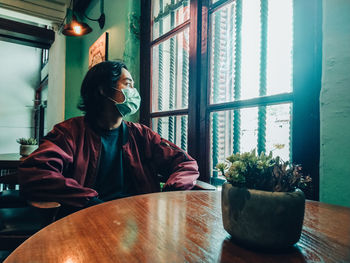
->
[140,0,321,200]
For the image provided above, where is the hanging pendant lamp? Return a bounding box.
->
[61,0,105,37]
[62,15,92,36]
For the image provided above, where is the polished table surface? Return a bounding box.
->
[0,153,22,169]
[5,191,350,263]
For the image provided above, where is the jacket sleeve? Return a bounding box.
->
[147,128,200,191]
[18,124,98,207]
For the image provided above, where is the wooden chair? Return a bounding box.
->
[0,172,60,251]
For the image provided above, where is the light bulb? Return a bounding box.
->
[73,25,82,35]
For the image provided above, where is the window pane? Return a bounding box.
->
[152,0,190,40]
[265,103,291,162]
[209,0,293,104]
[209,0,262,104]
[209,107,258,176]
[209,2,236,104]
[152,115,188,151]
[240,107,259,153]
[240,0,261,100]
[152,28,189,112]
[209,110,234,176]
[266,0,293,95]
[210,105,292,176]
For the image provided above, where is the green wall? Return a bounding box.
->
[65,0,140,122]
[64,0,350,207]
[65,36,82,120]
[320,0,350,207]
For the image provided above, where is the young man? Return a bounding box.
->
[18,61,199,216]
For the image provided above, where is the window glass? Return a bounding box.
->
[209,2,236,104]
[210,104,291,176]
[239,107,259,153]
[152,28,189,112]
[210,108,259,168]
[209,110,235,176]
[265,103,291,161]
[152,115,188,151]
[240,0,261,100]
[147,0,297,186]
[209,0,293,104]
[152,0,190,40]
[266,0,293,95]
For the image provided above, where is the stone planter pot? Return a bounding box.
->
[221,182,305,250]
[19,145,38,156]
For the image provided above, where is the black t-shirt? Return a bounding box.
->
[93,125,128,201]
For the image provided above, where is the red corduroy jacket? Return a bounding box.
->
[19,117,199,207]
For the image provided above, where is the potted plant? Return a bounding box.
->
[217,150,312,250]
[16,137,38,156]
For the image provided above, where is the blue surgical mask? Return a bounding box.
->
[109,88,141,117]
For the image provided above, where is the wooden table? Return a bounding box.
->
[0,153,22,169]
[0,153,22,189]
[5,191,350,263]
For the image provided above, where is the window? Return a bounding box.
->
[208,0,293,181]
[141,0,321,199]
[144,0,191,152]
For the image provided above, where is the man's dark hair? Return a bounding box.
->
[78,60,128,120]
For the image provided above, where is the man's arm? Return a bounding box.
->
[18,125,98,207]
[147,128,200,191]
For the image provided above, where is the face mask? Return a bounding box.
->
[110,87,141,117]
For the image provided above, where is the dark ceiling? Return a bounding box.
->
[74,0,93,14]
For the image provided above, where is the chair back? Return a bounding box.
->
[0,157,60,252]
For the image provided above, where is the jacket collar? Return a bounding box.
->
[121,121,129,145]
[85,116,128,145]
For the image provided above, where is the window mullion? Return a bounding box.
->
[188,0,204,179]
[233,0,242,154]
[168,0,176,143]
[257,0,268,155]
[181,0,189,150]
[211,6,222,178]
[157,0,164,135]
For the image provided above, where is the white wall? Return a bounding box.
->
[0,40,41,153]
[47,32,65,131]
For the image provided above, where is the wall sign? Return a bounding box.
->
[88,32,108,69]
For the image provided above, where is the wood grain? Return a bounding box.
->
[5,191,350,263]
